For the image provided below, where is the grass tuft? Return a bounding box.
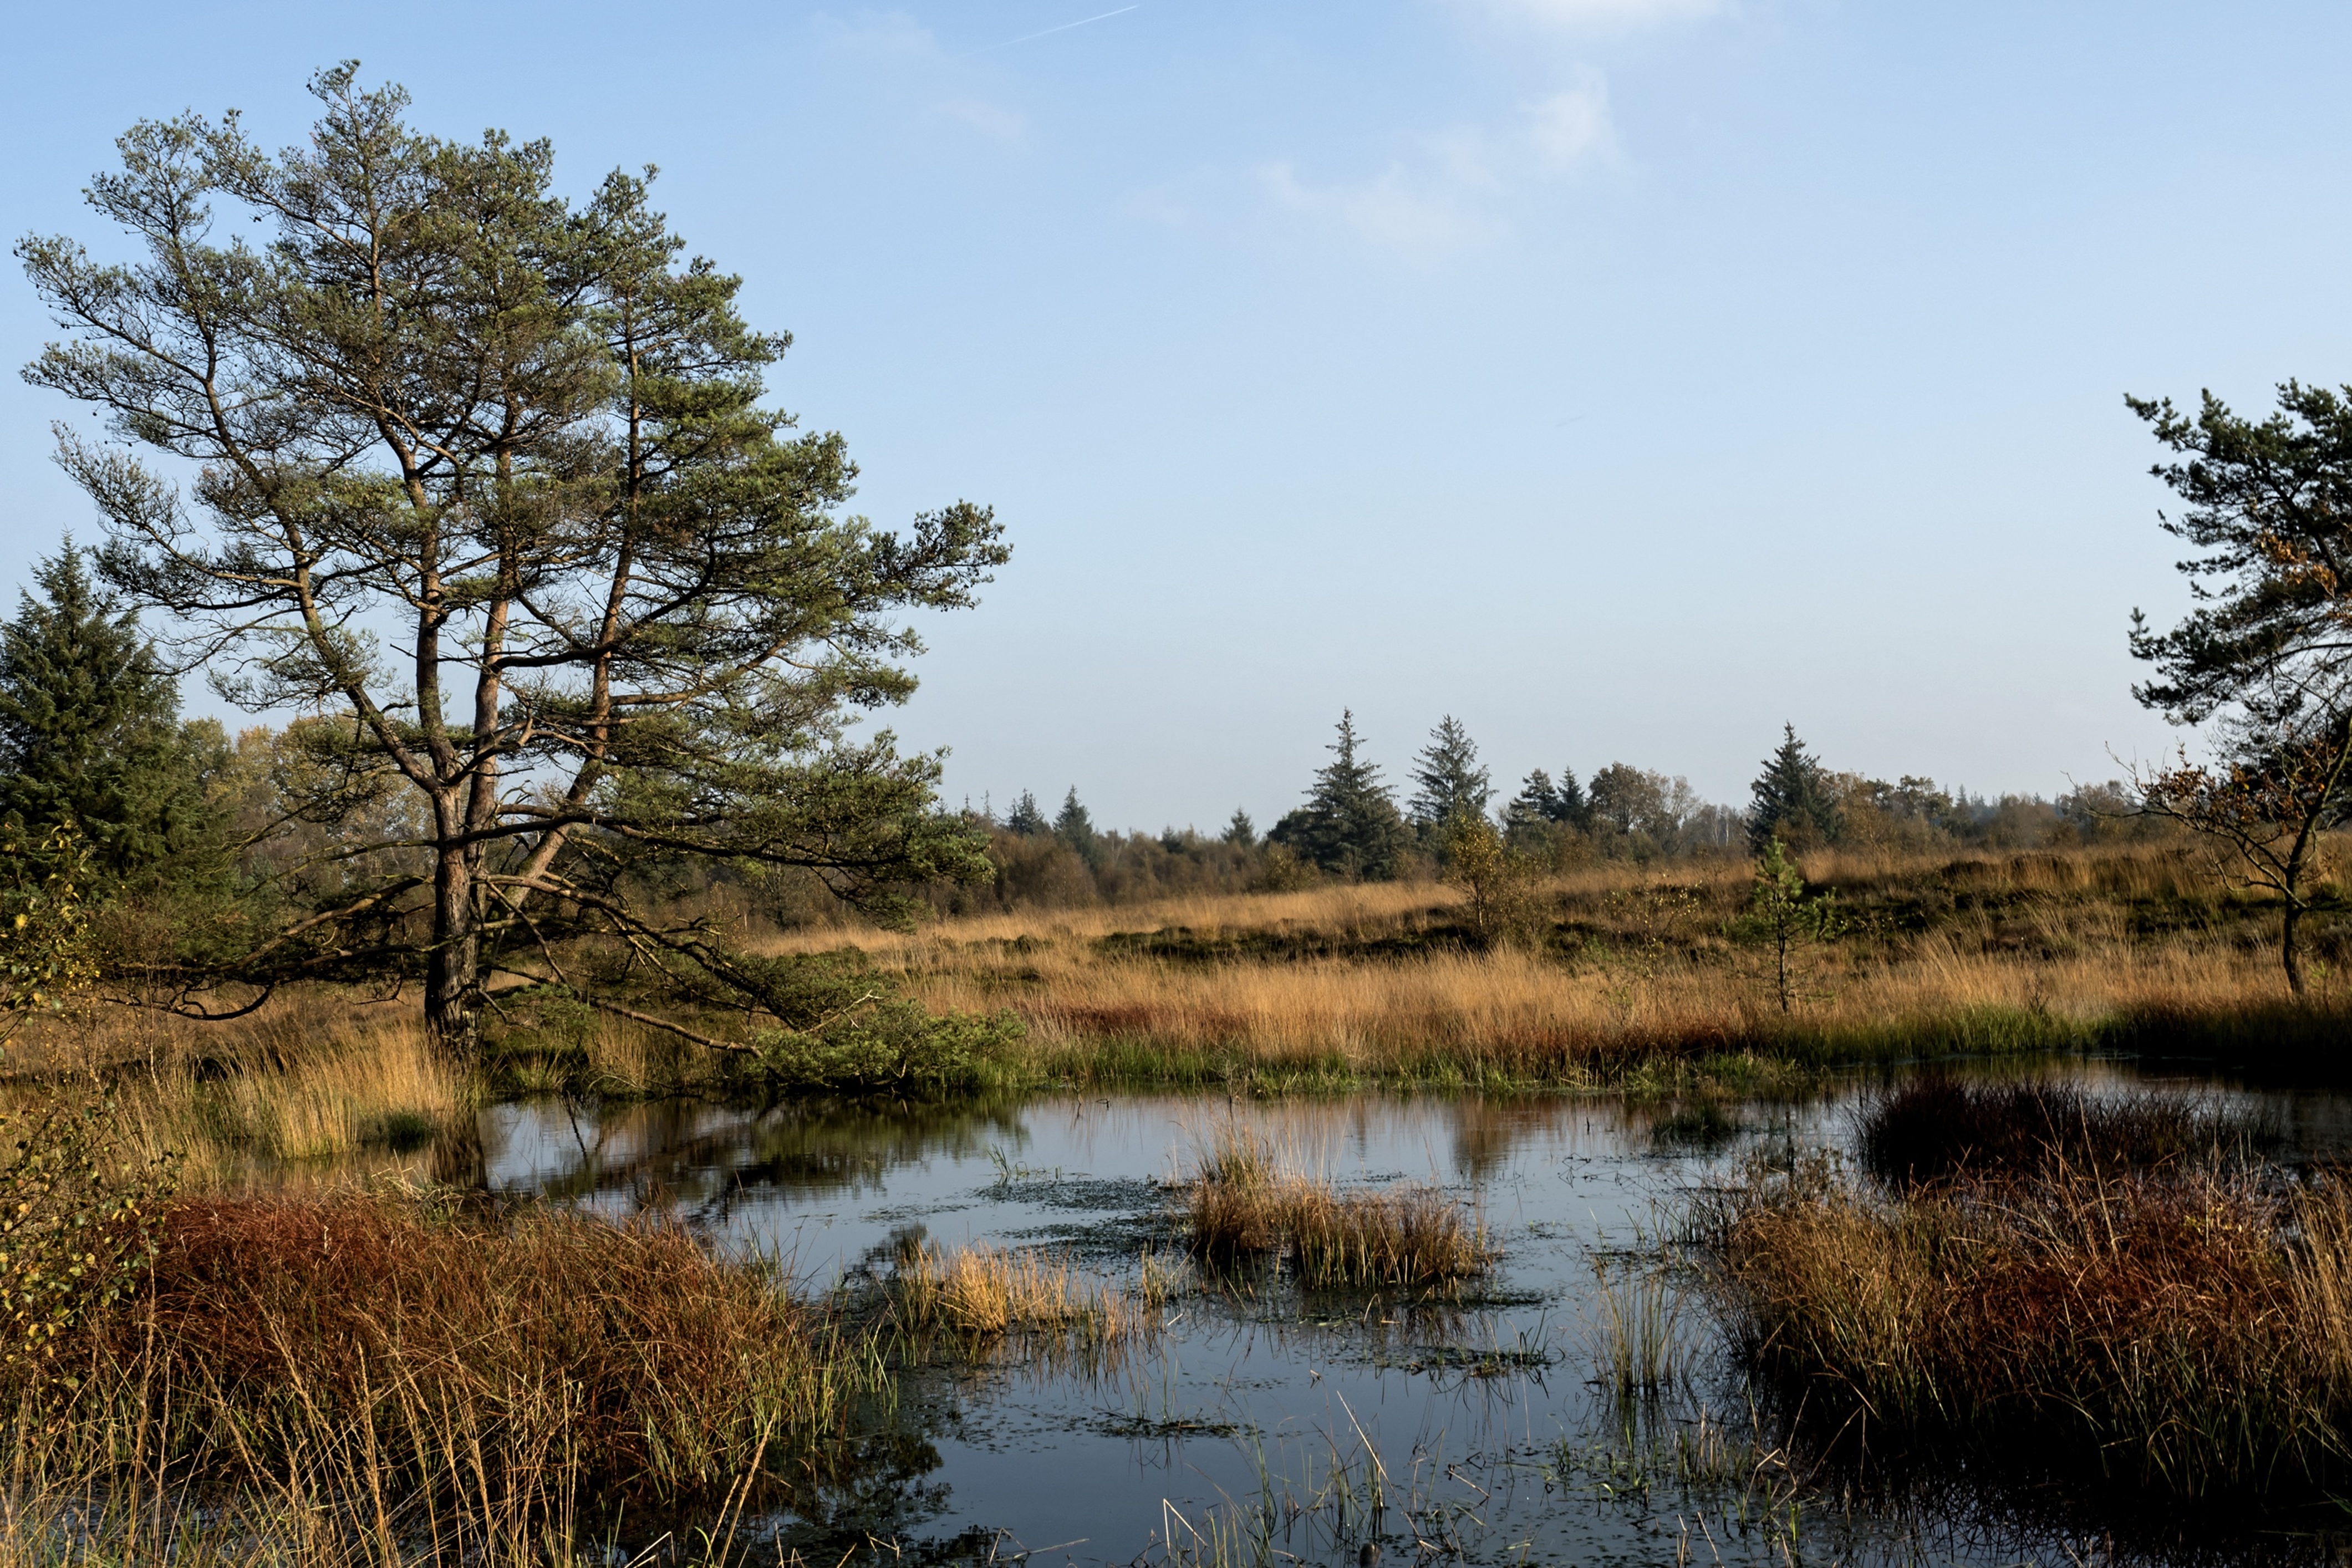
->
[1182,1127,1490,1288]
[1703,1149,2352,1500]
[890,1241,1152,1341]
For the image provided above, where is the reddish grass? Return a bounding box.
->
[65,1192,887,1514]
[1708,1156,2352,1496]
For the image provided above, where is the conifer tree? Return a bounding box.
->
[1552,767,1590,828]
[1005,790,1048,836]
[1223,808,1256,847]
[1269,711,1409,880]
[0,542,208,874]
[1748,724,1844,851]
[1505,769,1559,830]
[1408,716,1492,829]
[1054,787,1098,862]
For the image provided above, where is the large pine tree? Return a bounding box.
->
[0,542,208,873]
[1270,711,1410,880]
[1747,724,1843,852]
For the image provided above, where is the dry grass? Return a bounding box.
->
[1707,1153,2352,1498]
[11,1004,475,1190]
[0,1187,890,1565]
[1183,1126,1490,1288]
[747,841,2352,1086]
[890,1241,1153,1341]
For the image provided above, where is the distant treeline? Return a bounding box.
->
[926,712,2163,918]
[0,546,2157,937]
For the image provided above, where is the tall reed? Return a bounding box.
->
[1706,1154,2352,1497]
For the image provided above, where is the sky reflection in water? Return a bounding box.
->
[464,1065,2352,1566]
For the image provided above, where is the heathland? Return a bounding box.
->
[9,62,2352,1567]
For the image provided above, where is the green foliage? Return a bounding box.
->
[2126,380,2352,730]
[1732,838,1844,1014]
[1506,767,1588,833]
[1747,725,1843,852]
[1222,808,1256,848]
[0,543,211,877]
[1408,714,1492,832]
[1440,815,1539,940]
[1268,710,1412,880]
[22,68,1007,1053]
[0,824,100,1050]
[0,1098,175,1382]
[749,1001,1024,1096]
[1054,787,1100,864]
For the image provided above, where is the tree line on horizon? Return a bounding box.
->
[959,711,2152,917]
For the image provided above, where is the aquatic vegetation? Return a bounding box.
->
[1704,1150,2352,1498]
[890,1241,1153,1341]
[1856,1074,2269,1183]
[1182,1127,1490,1287]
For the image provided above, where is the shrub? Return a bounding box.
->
[749,1000,1024,1094]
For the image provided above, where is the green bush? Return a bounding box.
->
[747,1000,1024,1096]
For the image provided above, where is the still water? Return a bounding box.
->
[459,1062,2352,1566]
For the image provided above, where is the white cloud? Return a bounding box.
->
[1461,0,1723,28]
[1261,161,1507,265]
[813,9,940,55]
[1257,72,1618,262]
[1524,73,1618,171]
[935,98,1027,145]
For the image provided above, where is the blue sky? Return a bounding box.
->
[4,2,2348,829]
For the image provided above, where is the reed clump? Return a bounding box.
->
[1183,1127,1490,1288]
[11,1186,892,1564]
[1706,1153,2352,1498]
[890,1241,1152,1341]
[1855,1075,2266,1184]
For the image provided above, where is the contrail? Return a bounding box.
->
[974,5,1138,53]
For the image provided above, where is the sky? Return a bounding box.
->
[3,1,2349,831]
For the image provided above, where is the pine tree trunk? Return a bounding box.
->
[2284,899,2308,998]
[425,842,482,1063]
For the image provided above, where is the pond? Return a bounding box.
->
[449,1061,2352,1566]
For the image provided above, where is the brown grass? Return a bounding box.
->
[747,841,2352,1086]
[4,1188,890,1564]
[1707,1154,2352,1498]
[1183,1126,1491,1287]
[890,1241,1154,1341]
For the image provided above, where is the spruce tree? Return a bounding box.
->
[0,542,204,873]
[1552,767,1590,828]
[1269,711,1410,880]
[1054,787,1099,862]
[1005,790,1047,836]
[1748,724,1844,852]
[1408,715,1492,829]
[1223,808,1256,847]
[1504,770,1560,835]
